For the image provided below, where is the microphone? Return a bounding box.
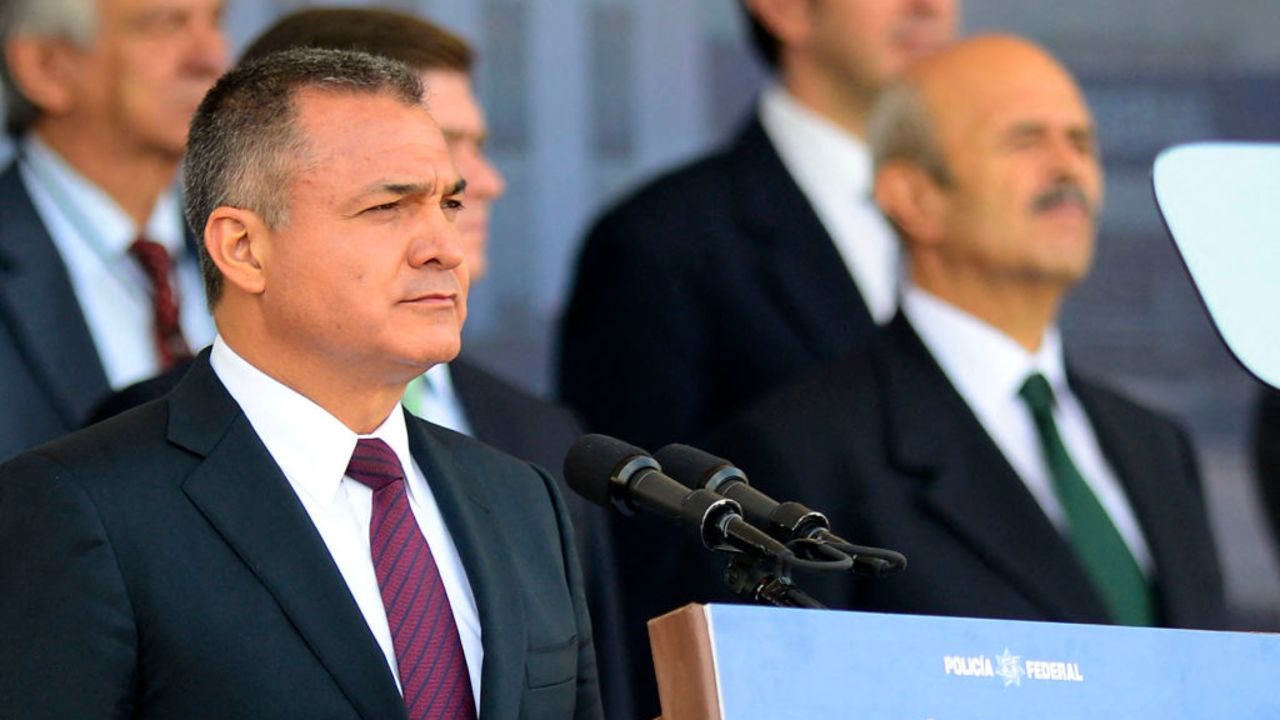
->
[563,434,792,561]
[653,443,907,576]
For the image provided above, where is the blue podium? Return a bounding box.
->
[648,604,1280,719]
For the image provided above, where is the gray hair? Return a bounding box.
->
[183,47,424,306]
[866,79,952,187]
[0,0,98,135]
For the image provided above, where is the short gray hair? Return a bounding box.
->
[866,80,952,186]
[0,0,98,135]
[183,47,424,307]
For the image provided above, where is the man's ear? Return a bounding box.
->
[874,161,948,249]
[744,0,816,48]
[203,207,269,296]
[4,39,80,117]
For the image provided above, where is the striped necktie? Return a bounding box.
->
[129,237,191,369]
[346,438,476,719]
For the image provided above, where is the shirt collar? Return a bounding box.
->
[758,83,873,199]
[209,336,417,506]
[20,133,187,258]
[901,284,1068,411]
[424,363,457,400]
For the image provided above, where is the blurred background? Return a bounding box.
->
[8,0,1275,625]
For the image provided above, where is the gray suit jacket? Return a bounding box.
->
[0,352,604,719]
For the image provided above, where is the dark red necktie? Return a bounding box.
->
[129,237,192,369]
[346,439,476,720]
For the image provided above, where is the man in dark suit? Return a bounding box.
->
[710,35,1226,630]
[85,9,632,716]
[558,0,958,449]
[0,48,603,718]
[0,0,227,460]
[559,5,957,714]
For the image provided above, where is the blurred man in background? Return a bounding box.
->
[559,0,958,449]
[558,3,957,715]
[0,0,227,460]
[712,35,1226,630]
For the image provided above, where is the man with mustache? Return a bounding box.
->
[710,35,1227,629]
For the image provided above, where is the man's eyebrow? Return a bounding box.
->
[443,129,489,144]
[362,181,432,197]
[1004,121,1048,139]
[356,178,466,199]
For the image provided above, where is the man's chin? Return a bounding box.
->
[410,340,463,369]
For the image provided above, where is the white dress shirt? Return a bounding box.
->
[901,286,1154,575]
[209,337,484,707]
[17,134,215,390]
[758,84,900,324]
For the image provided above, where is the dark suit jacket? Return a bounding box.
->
[87,355,633,720]
[447,360,633,720]
[558,114,877,450]
[0,352,603,719]
[0,163,112,461]
[559,112,881,718]
[710,314,1227,629]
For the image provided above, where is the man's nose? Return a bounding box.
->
[410,210,467,270]
[465,151,506,202]
[185,15,230,77]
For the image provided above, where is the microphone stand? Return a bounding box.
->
[723,553,826,610]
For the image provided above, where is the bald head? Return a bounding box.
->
[871,34,1103,349]
[912,36,1091,159]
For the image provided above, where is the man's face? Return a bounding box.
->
[808,0,957,96]
[421,69,505,281]
[63,0,227,158]
[261,89,469,383]
[928,54,1103,288]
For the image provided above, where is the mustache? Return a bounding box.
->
[1031,182,1094,216]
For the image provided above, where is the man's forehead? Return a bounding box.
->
[420,69,485,135]
[106,0,222,18]
[960,84,1092,140]
[923,67,1090,142]
[289,88,452,177]
[295,87,438,138]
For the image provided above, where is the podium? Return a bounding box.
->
[649,604,1280,719]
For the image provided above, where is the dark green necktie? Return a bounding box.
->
[1019,373,1155,626]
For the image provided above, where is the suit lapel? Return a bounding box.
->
[880,316,1111,622]
[406,418,527,719]
[170,355,407,720]
[726,117,875,360]
[1071,378,1202,626]
[0,165,110,426]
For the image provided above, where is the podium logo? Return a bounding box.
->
[943,648,1083,688]
[995,648,1025,687]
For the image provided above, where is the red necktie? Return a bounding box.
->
[129,237,192,369]
[346,439,477,720]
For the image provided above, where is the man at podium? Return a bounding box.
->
[712,35,1226,630]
